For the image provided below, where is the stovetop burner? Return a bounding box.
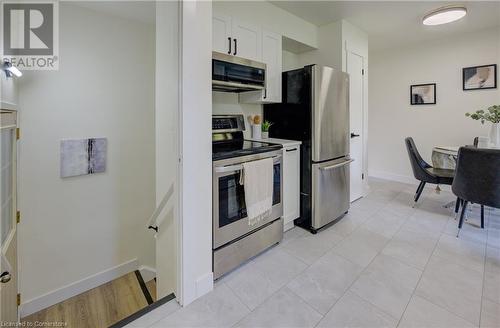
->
[213,139,282,161]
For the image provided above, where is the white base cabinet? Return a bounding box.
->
[247,138,301,231]
[282,143,300,231]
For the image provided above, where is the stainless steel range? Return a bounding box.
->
[212,115,283,279]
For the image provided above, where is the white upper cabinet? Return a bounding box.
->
[239,30,282,104]
[262,31,282,103]
[230,19,262,61]
[212,14,282,104]
[213,15,232,54]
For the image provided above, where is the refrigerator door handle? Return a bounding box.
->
[319,159,354,171]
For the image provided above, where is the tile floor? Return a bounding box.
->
[128,178,500,328]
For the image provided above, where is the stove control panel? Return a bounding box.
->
[212,115,245,133]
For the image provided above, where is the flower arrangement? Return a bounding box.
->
[465,105,500,124]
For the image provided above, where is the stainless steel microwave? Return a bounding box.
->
[212,51,266,92]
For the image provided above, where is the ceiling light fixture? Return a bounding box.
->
[2,60,22,78]
[422,5,467,26]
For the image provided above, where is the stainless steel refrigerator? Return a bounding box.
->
[264,64,351,233]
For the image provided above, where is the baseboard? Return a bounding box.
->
[20,259,139,318]
[139,265,156,282]
[368,170,454,193]
[283,221,295,232]
[195,272,213,299]
[368,170,417,185]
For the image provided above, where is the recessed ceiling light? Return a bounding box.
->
[422,5,467,26]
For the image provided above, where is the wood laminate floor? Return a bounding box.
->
[22,272,156,328]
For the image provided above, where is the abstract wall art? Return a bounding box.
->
[60,138,107,178]
[410,83,436,105]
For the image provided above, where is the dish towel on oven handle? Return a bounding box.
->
[239,157,274,226]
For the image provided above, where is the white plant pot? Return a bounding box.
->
[490,123,500,148]
[262,132,269,139]
[252,124,262,139]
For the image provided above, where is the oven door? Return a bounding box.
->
[213,155,283,249]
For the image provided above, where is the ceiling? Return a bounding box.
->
[269,1,500,51]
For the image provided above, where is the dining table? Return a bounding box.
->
[432,143,500,170]
[431,146,460,170]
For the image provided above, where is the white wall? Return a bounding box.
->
[213,1,317,49]
[368,27,500,183]
[180,0,213,306]
[17,3,155,315]
[282,50,301,71]
[298,20,343,70]
[341,20,368,70]
[298,20,368,73]
[212,92,261,139]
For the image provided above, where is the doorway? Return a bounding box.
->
[11,1,180,326]
[347,51,365,202]
[0,110,18,323]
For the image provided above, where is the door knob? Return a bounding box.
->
[351,133,360,138]
[0,271,11,283]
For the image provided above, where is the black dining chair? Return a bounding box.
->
[454,138,483,217]
[405,137,455,205]
[453,147,500,236]
[472,137,485,225]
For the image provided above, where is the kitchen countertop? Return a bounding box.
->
[247,138,302,147]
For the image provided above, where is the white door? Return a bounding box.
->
[347,52,364,202]
[154,1,179,300]
[0,110,18,324]
[212,14,232,54]
[231,19,261,61]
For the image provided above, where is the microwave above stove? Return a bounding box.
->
[212,51,266,93]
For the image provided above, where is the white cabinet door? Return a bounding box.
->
[239,30,282,104]
[231,19,261,61]
[283,145,300,231]
[213,15,232,54]
[262,31,282,103]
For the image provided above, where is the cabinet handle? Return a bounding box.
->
[233,39,237,55]
[286,148,298,152]
[227,37,232,54]
[263,88,267,99]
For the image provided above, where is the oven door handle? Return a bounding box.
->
[215,164,243,173]
[215,155,282,173]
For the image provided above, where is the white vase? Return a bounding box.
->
[262,132,269,139]
[490,123,500,148]
[252,124,262,139]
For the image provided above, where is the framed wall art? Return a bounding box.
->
[410,83,436,105]
[463,64,497,90]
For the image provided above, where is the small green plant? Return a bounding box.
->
[262,120,273,132]
[466,105,500,124]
